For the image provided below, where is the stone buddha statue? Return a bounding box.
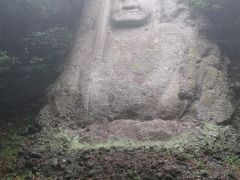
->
[38,0,233,141]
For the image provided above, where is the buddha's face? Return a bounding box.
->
[111,0,152,28]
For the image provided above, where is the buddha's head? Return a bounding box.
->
[111,0,152,28]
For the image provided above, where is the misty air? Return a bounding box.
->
[0,0,240,179]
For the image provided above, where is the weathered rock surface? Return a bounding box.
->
[82,119,195,141]
[38,0,233,142]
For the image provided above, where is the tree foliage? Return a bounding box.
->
[185,0,240,61]
[0,0,84,118]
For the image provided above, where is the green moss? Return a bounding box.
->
[0,133,23,158]
[71,139,161,150]
[36,126,163,152]
[187,47,199,60]
[54,130,164,151]
[164,123,239,153]
[224,153,240,171]
[34,123,239,157]
[204,66,221,88]
[6,173,54,180]
[0,132,25,177]
[202,55,219,66]
[127,170,141,180]
[195,159,208,170]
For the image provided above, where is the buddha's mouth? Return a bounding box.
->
[124,9,141,15]
[121,5,142,14]
[115,10,147,20]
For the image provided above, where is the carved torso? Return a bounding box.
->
[83,24,194,120]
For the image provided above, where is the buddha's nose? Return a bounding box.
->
[122,1,139,10]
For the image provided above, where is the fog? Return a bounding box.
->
[0,0,240,179]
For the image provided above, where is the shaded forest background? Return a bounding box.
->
[0,0,84,121]
[0,0,240,124]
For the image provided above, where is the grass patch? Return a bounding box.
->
[0,132,25,177]
[224,153,240,171]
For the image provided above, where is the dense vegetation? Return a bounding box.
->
[0,0,84,120]
[186,0,240,63]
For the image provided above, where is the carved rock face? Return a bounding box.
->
[38,0,233,142]
[111,0,152,28]
[87,27,191,121]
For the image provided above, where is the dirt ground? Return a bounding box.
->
[1,122,240,179]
